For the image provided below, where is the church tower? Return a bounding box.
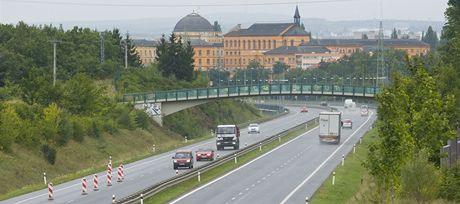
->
[294,5,301,26]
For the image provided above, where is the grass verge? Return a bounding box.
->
[144,120,318,204]
[311,128,377,204]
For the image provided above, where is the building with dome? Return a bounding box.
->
[173,12,224,70]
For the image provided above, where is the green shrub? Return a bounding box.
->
[41,144,57,165]
[57,115,74,146]
[400,149,441,203]
[134,110,149,129]
[102,118,118,134]
[88,120,101,138]
[439,162,460,202]
[71,119,85,142]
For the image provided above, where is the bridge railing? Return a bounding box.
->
[122,83,380,104]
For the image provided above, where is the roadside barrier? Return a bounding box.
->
[112,194,116,203]
[47,182,54,200]
[93,174,99,191]
[305,196,309,204]
[81,178,88,195]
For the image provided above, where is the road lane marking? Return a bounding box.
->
[280,112,374,204]
[170,127,318,204]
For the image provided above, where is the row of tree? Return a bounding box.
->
[363,1,460,202]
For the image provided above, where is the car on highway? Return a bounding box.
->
[248,123,260,134]
[196,148,215,161]
[342,119,353,128]
[320,101,328,107]
[360,105,369,116]
[300,106,308,113]
[172,150,194,169]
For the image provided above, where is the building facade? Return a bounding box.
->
[132,39,158,66]
[223,6,311,69]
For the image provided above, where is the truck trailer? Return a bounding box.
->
[319,112,342,144]
[216,125,240,150]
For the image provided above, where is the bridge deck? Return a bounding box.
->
[123,84,379,104]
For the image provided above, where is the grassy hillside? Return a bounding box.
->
[0,99,263,198]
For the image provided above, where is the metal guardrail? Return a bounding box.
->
[116,115,327,204]
[122,84,379,104]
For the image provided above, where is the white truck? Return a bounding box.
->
[216,125,240,150]
[344,99,356,109]
[319,112,342,144]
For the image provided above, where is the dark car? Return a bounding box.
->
[172,150,194,169]
[196,148,215,161]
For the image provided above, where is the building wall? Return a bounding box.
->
[174,31,223,44]
[135,46,157,65]
[193,46,224,70]
[223,35,310,69]
[386,45,430,56]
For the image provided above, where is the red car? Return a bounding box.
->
[172,150,194,169]
[300,106,308,113]
[196,148,215,161]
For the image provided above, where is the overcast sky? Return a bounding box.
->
[0,0,449,24]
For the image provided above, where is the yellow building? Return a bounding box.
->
[306,39,429,57]
[132,39,158,66]
[223,6,311,69]
[264,46,343,70]
[190,39,224,70]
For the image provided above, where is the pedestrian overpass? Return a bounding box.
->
[122,83,379,125]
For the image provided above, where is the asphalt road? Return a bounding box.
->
[171,107,377,204]
[2,105,324,204]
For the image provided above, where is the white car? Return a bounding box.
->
[248,123,260,134]
[360,105,369,116]
[342,119,353,129]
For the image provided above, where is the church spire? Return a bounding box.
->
[294,5,301,26]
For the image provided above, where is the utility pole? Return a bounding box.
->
[49,40,61,86]
[376,21,385,87]
[124,32,129,69]
[100,32,105,64]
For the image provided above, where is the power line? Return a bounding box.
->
[2,0,355,8]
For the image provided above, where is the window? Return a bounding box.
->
[238,40,240,48]
[290,40,294,46]
[248,40,251,49]
[234,40,237,48]
[225,40,228,47]
[273,40,276,48]
[207,59,210,65]
[263,40,266,49]
[199,59,202,64]
[199,50,202,56]
[258,40,261,49]
[268,40,271,49]
[253,40,256,49]
[207,50,210,56]
[230,40,233,47]
[243,40,246,49]
[283,40,287,46]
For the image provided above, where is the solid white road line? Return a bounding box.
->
[280,112,374,204]
[169,127,319,204]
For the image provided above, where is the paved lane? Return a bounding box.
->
[2,106,324,204]
[171,108,376,204]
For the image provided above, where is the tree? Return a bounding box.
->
[0,105,21,152]
[422,26,439,50]
[440,0,460,68]
[60,73,106,115]
[391,28,398,39]
[156,33,195,81]
[361,33,369,39]
[272,61,288,75]
[213,21,222,32]
[123,33,142,67]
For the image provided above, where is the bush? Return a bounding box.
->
[88,120,101,138]
[72,119,85,142]
[134,110,149,129]
[57,115,74,146]
[102,118,118,134]
[400,150,441,203]
[41,144,57,165]
[439,162,460,202]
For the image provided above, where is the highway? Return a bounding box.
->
[171,107,376,204]
[2,106,324,204]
